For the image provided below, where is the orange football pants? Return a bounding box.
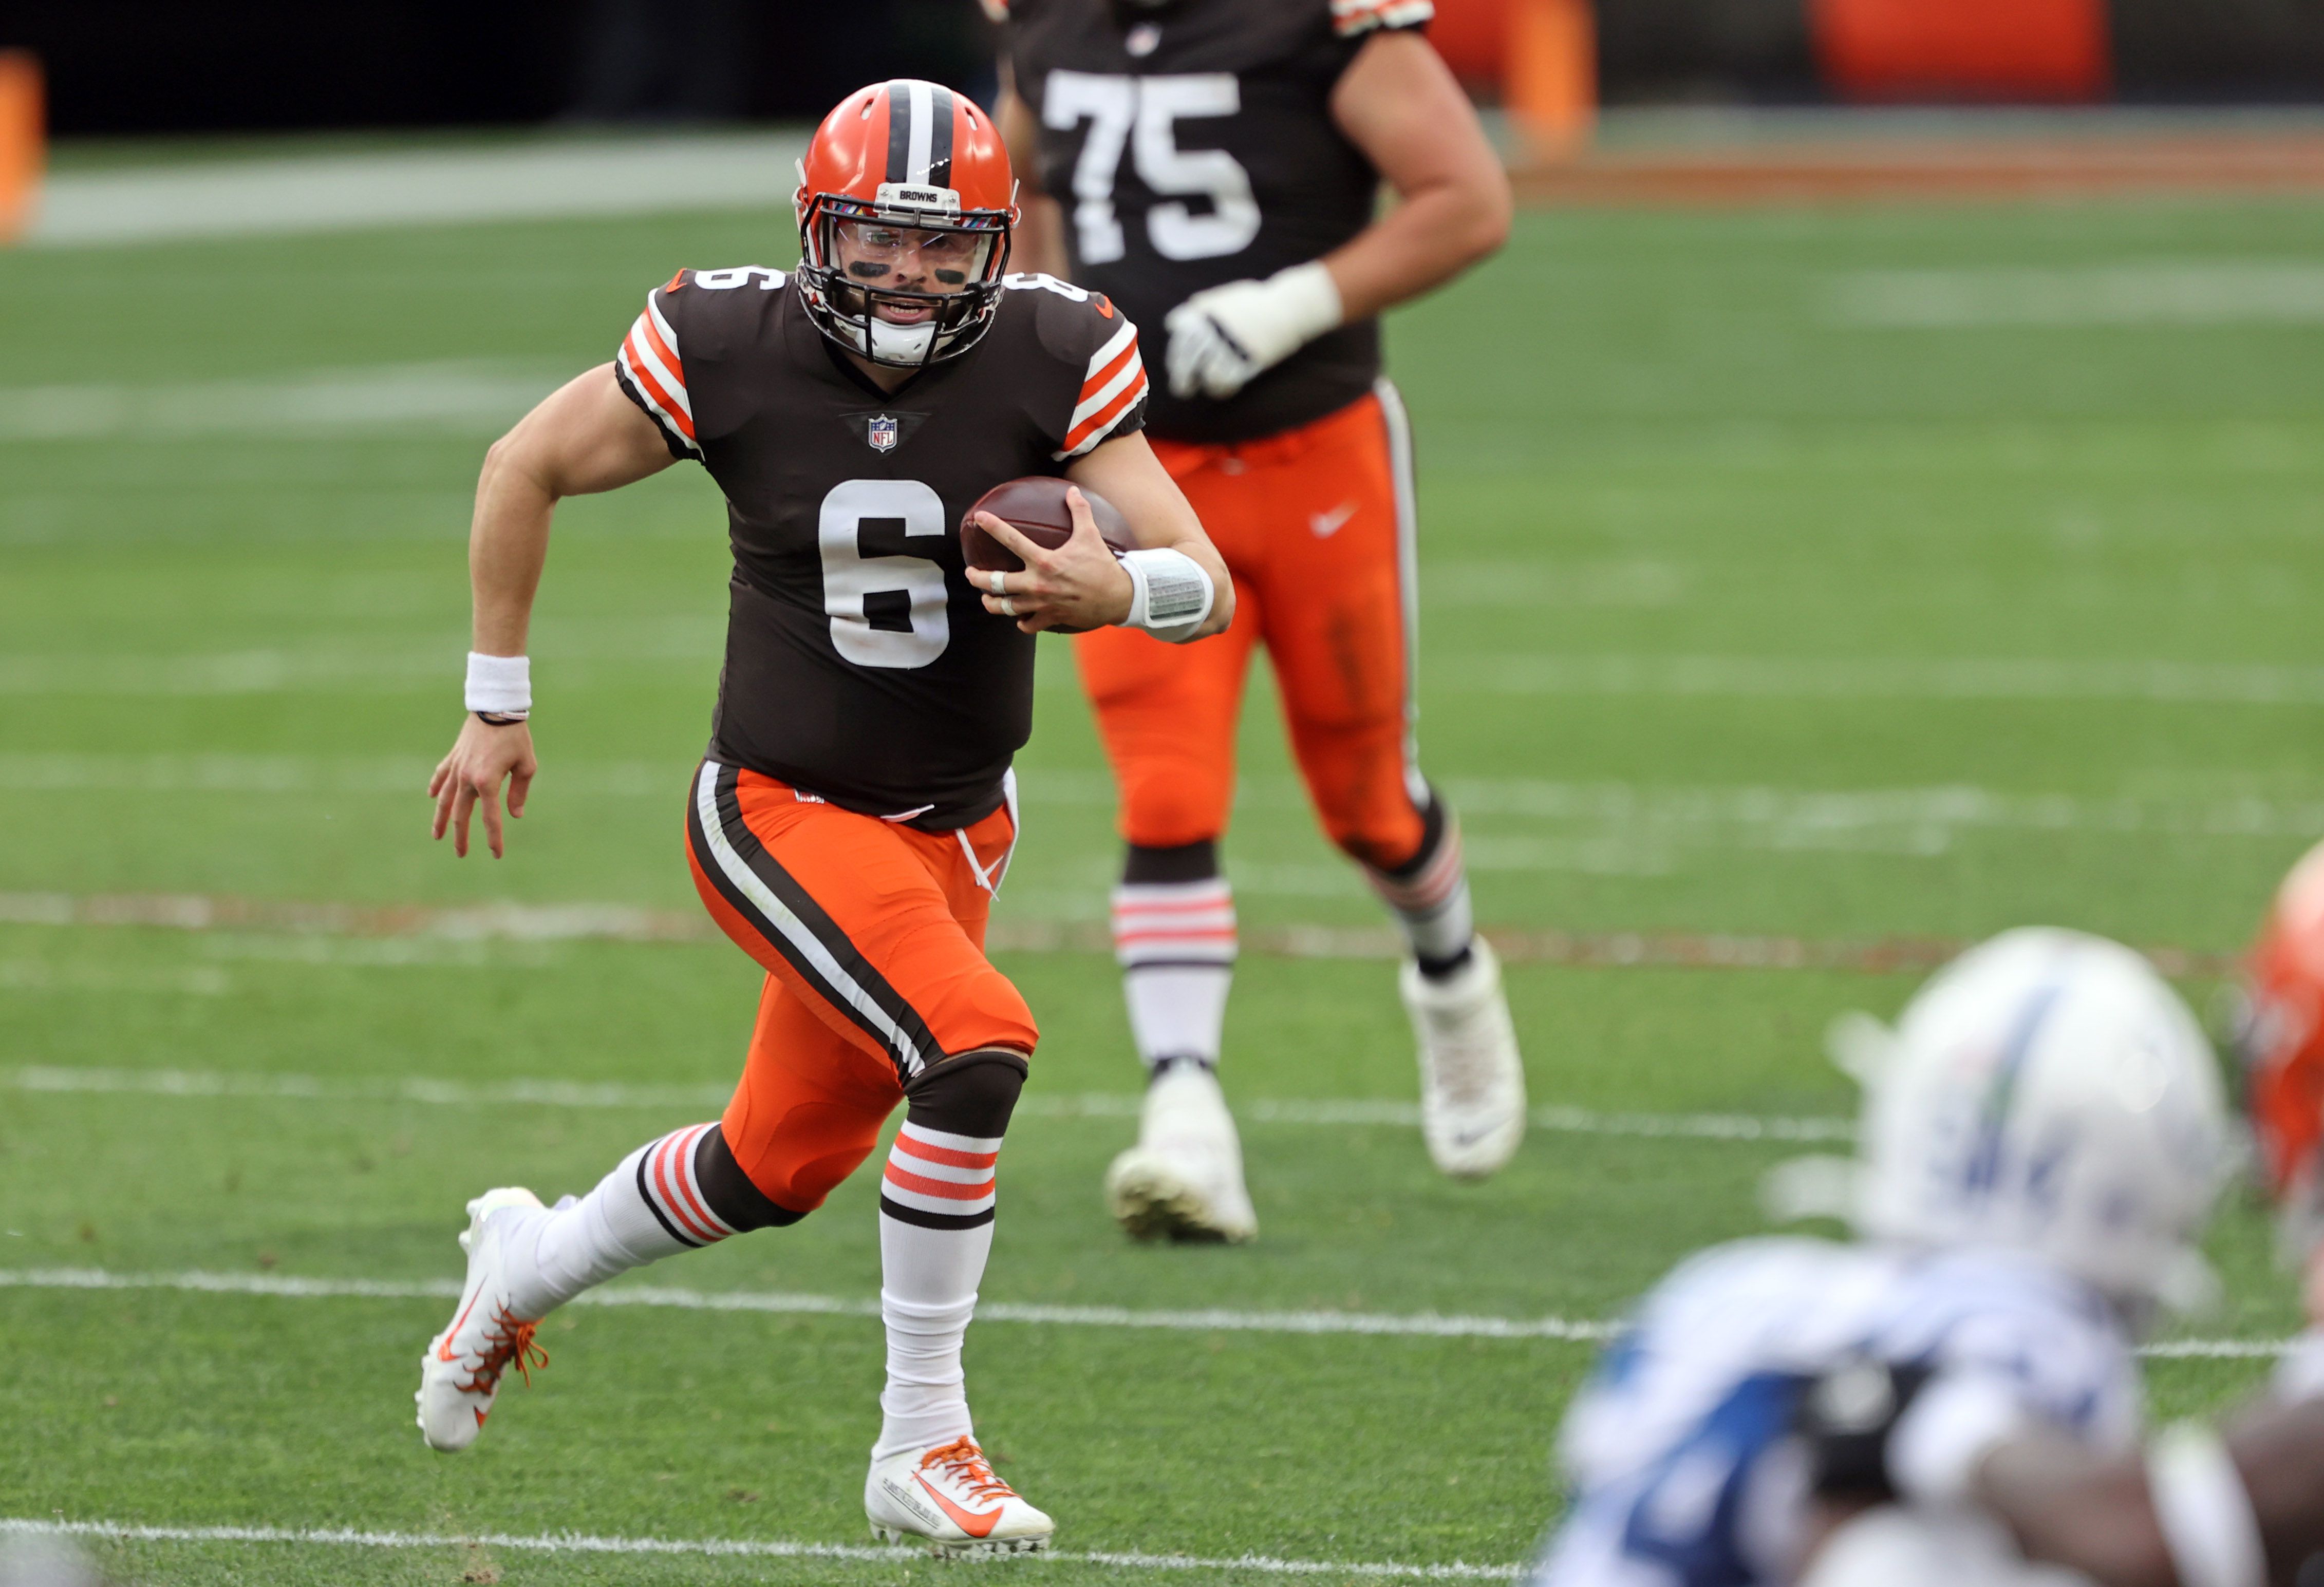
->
[683,761,1036,1214]
[1073,387,1426,872]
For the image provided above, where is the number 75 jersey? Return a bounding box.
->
[1001,0,1434,445]
[613,265,1149,829]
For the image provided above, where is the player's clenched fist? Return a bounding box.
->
[972,487,1135,633]
[430,716,537,859]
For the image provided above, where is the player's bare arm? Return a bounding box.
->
[1321,30,1512,320]
[429,366,674,859]
[995,68,1070,282]
[1936,1397,2324,1587]
[1794,1394,2324,1587]
[972,431,1233,637]
[1163,29,1511,401]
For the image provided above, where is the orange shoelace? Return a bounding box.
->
[465,1307,549,1394]
[919,1437,1016,1503]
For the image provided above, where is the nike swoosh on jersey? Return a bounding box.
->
[1309,502,1356,537]
[914,1473,1005,1537]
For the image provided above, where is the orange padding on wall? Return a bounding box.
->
[1427,0,1511,85]
[1506,0,1596,155]
[1812,0,2108,102]
[0,52,43,245]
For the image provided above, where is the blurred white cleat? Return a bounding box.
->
[1103,1060,1258,1243]
[1402,938,1526,1180]
[415,1186,548,1452]
[866,1436,1054,1556]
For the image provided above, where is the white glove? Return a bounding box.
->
[1163,261,1343,401]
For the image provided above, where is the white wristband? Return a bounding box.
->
[1119,548,1214,641]
[2146,1422,2266,1587]
[464,652,531,720]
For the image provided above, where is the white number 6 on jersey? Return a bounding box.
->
[819,479,950,669]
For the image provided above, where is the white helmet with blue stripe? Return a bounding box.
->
[1838,927,2231,1315]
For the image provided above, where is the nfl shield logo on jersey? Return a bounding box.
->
[867,414,899,452]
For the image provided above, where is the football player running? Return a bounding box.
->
[417,80,1231,1558]
[1531,927,2241,1587]
[994,0,1520,1243]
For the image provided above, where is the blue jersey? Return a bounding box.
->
[1533,1237,2142,1587]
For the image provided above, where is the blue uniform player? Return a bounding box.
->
[1533,928,2232,1587]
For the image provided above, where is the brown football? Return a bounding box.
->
[960,476,1133,572]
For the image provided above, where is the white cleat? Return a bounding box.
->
[1402,938,1526,1180]
[866,1436,1055,1557]
[1103,1061,1258,1243]
[415,1186,549,1452]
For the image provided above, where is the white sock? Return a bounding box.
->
[1112,878,1236,1070]
[873,1119,1004,1460]
[514,1122,737,1318]
[1366,815,1475,970]
[873,1212,994,1461]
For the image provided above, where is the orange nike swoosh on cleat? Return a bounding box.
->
[436,1290,483,1362]
[913,1475,1003,1537]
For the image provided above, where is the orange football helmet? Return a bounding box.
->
[794,80,1018,369]
[2242,838,2324,1246]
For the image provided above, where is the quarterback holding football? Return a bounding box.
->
[418,79,1231,1557]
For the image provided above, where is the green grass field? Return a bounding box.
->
[4,171,2323,1583]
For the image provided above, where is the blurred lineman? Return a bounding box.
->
[418,79,1232,1557]
[1532,928,2246,1587]
[994,0,1520,1242]
[1798,852,2324,1587]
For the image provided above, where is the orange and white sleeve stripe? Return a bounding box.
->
[1054,318,1148,461]
[1332,0,1434,37]
[616,292,700,457]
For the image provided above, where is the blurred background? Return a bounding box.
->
[11,0,2324,239]
[16,0,2324,135]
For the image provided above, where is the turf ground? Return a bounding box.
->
[4,165,2324,1582]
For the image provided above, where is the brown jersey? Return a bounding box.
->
[613,266,1149,828]
[1000,0,1432,445]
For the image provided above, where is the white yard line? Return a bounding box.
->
[0,1268,2281,1358]
[1831,263,2324,327]
[3,1064,1857,1144]
[1466,655,2324,707]
[6,655,2322,706]
[0,1517,1523,1579]
[4,754,2319,858]
[27,133,810,248]
[1,1268,1613,1343]
[0,890,2236,977]
[0,363,561,443]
